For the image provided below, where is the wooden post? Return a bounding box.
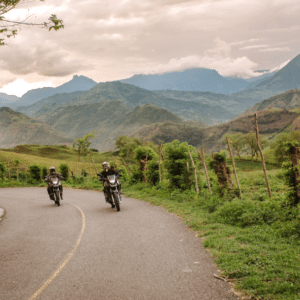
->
[226,137,242,199]
[186,161,191,189]
[89,163,92,180]
[199,148,212,195]
[82,156,85,177]
[121,157,131,176]
[91,156,99,175]
[188,148,199,194]
[254,114,272,198]
[110,151,118,168]
[158,144,162,183]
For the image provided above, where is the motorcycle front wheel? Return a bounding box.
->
[113,191,120,211]
[55,190,60,206]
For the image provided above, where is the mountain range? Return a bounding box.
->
[0,75,97,108]
[2,53,300,151]
[120,68,251,94]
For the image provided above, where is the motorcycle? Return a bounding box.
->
[49,177,62,206]
[99,173,122,211]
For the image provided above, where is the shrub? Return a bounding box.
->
[0,162,6,180]
[42,166,48,179]
[59,163,69,181]
[211,198,280,227]
[29,164,41,182]
[146,160,160,185]
[164,140,198,190]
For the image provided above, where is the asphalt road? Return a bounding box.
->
[0,188,238,300]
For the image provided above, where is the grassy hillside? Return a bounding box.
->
[0,144,114,173]
[134,107,300,152]
[0,107,74,148]
[243,89,300,115]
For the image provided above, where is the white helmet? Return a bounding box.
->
[102,161,110,170]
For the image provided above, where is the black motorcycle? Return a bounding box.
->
[99,173,122,211]
[49,177,62,206]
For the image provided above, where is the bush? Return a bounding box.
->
[146,160,160,185]
[0,162,6,180]
[164,140,198,190]
[130,169,144,184]
[59,163,69,181]
[42,166,48,179]
[211,198,280,227]
[29,164,41,182]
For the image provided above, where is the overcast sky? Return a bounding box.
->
[0,0,299,96]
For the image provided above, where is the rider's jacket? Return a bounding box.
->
[99,168,119,179]
[45,172,64,184]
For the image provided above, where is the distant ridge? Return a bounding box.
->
[120,68,249,94]
[0,93,19,107]
[242,89,300,115]
[11,75,97,107]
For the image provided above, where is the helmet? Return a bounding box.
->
[102,161,110,170]
[50,166,55,174]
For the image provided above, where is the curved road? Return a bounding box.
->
[0,188,238,300]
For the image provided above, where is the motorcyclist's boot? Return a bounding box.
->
[104,192,109,203]
[60,192,63,200]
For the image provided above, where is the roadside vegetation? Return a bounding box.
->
[1,130,300,299]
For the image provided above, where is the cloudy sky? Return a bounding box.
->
[0,0,299,96]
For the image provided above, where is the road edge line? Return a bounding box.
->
[28,204,86,300]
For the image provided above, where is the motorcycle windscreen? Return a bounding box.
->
[52,177,59,185]
[107,175,116,184]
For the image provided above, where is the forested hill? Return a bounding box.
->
[0,107,74,148]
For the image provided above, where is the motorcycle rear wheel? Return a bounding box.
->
[113,191,120,211]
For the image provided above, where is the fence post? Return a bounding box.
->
[254,114,272,198]
[226,137,242,199]
[91,157,99,175]
[199,148,212,195]
[159,144,162,183]
[188,148,199,194]
[186,161,191,189]
[121,157,131,177]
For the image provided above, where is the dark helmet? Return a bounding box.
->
[50,166,56,174]
[102,161,110,170]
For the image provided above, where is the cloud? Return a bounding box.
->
[0,79,56,97]
[240,45,269,50]
[259,47,291,52]
[0,0,299,86]
[145,38,258,78]
[269,60,291,73]
[0,39,92,77]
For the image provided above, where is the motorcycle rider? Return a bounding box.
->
[98,162,122,206]
[44,166,64,201]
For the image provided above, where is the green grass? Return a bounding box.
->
[122,182,300,300]
[1,145,299,299]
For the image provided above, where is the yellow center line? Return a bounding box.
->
[28,204,86,300]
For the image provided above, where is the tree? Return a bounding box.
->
[73,132,96,160]
[225,133,246,160]
[0,0,64,46]
[164,140,198,190]
[244,132,268,161]
[271,131,300,163]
